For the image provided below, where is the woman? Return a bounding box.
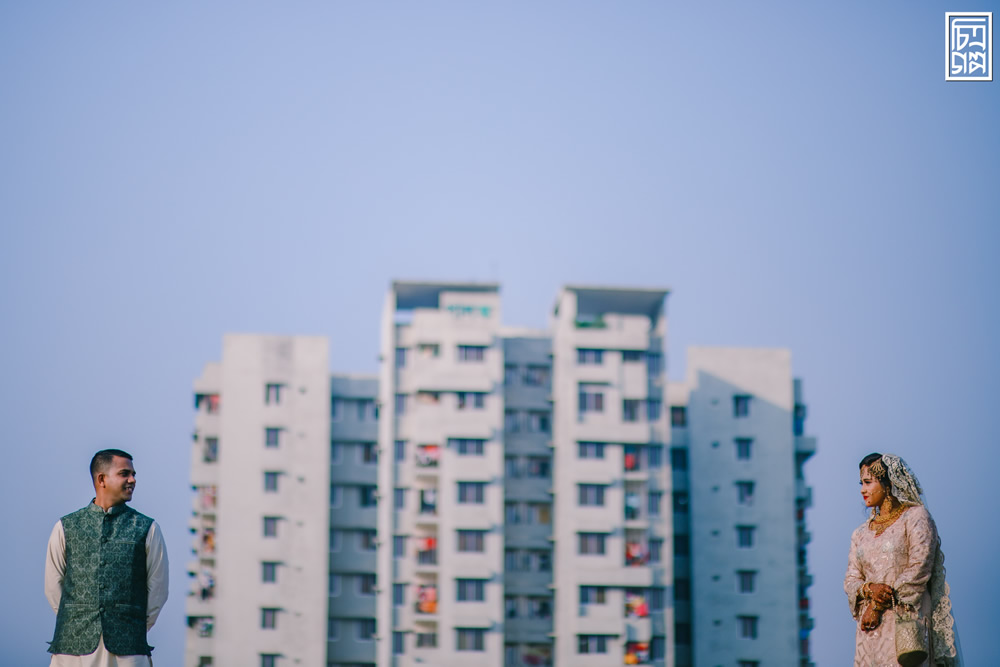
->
[844,453,961,666]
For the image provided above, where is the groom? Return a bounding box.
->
[44,449,169,666]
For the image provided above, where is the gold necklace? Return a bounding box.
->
[869,500,906,536]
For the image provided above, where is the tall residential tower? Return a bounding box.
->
[184,282,816,667]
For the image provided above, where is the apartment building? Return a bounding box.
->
[185,335,331,667]
[185,282,816,667]
[668,348,816,667]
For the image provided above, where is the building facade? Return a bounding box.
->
[185,282,815,667]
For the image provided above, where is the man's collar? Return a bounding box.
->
[88,499,128,516]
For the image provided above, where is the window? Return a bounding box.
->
[392,535,406,557]
[260,655,279,667]
[648,491,663,517]
[451,438,485,456]
[456,628,485,651]
[505,502,521,524]
[329,574,342,596]
[794,402,807,436]
[505,549,521,571]
[622,350,644,362]
[457,345,487,362]
[673,491,690,513]
[578,442,605,459]
[418,342,440,358]
[504,410,520,432]
[535,550,552,571]
[394,394,407,415]
[526,411,550,433]
[674,534,690,556]
[358,574,376,595]
[647,352,663,376]
[393,583,406,606]
[738,570,757,594]
[505,456,520,478]
[394,439,406,462]
[394,488,406,510]
[505,596,519,619]
[359,485,377,507]
[416,633,437,648]
[577,348,604,365]
[330,397,341,420]
[649,538,663,563]
[263,516,279,538]
[458,482,486,504]
[735,437,753,460]
[578,484,606,507]
[738,615,759,639]
[261,608,279,629]
[579,586,607,604]
[624,445,641,471]
[329,530,342,552]
[524,364,549,386]
[646,399,662,421]
[331,441,342,463]
[262,562,278,583]
[357,618,376,640]
[356,530,376,551]
[505,364,519,386]
[526,502,551,525]
[457,392,487,410]
[736,481,755,505]
[577,635,609,654]
[265,383,283,405]
[623,399,641,422]
[647,445,663,468]
[457,530,486,553]
[739,662,761,667]
[528,597,551,618]
[578,533,607,555]
[671,447,688,470]
[456,579,486,602]
[351,398,376,420]
[263,471,280,493]
[395,347,406,368]
[393,631,405,655]
[674,577,691,601]
[670,406,687,426]
[525,456,551,478]
[203,437,219,463]
[578,384,605,413]
[648,587,666,611]
[675,622,692,645]
[361,443,377,464]
[737,525,756,548]
[265,427,281,448]
[734,394,752,418]
[330,484,342,507]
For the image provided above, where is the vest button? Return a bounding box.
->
[99,606,104,613]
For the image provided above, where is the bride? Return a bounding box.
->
[844,453,961,666]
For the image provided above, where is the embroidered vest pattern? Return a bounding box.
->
[49,503,154,656]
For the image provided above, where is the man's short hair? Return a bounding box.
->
[90,449,133,481]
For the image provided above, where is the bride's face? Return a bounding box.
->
[859,466,886,508]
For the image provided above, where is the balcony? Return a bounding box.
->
[795,436,817,457]
[414,584,438,616]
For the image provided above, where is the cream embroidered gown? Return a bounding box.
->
[845,505,940,667]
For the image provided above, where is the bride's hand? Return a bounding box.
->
[861,604,882,632]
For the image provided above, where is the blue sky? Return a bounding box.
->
[1,2,997,665]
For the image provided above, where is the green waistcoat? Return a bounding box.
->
[48,502,155,656]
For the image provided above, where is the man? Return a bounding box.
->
[45,449,169,666]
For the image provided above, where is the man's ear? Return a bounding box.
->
[95,472,105,488]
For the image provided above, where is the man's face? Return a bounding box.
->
[99,456,136,505]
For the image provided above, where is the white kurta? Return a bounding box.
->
[45,508,169,667]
